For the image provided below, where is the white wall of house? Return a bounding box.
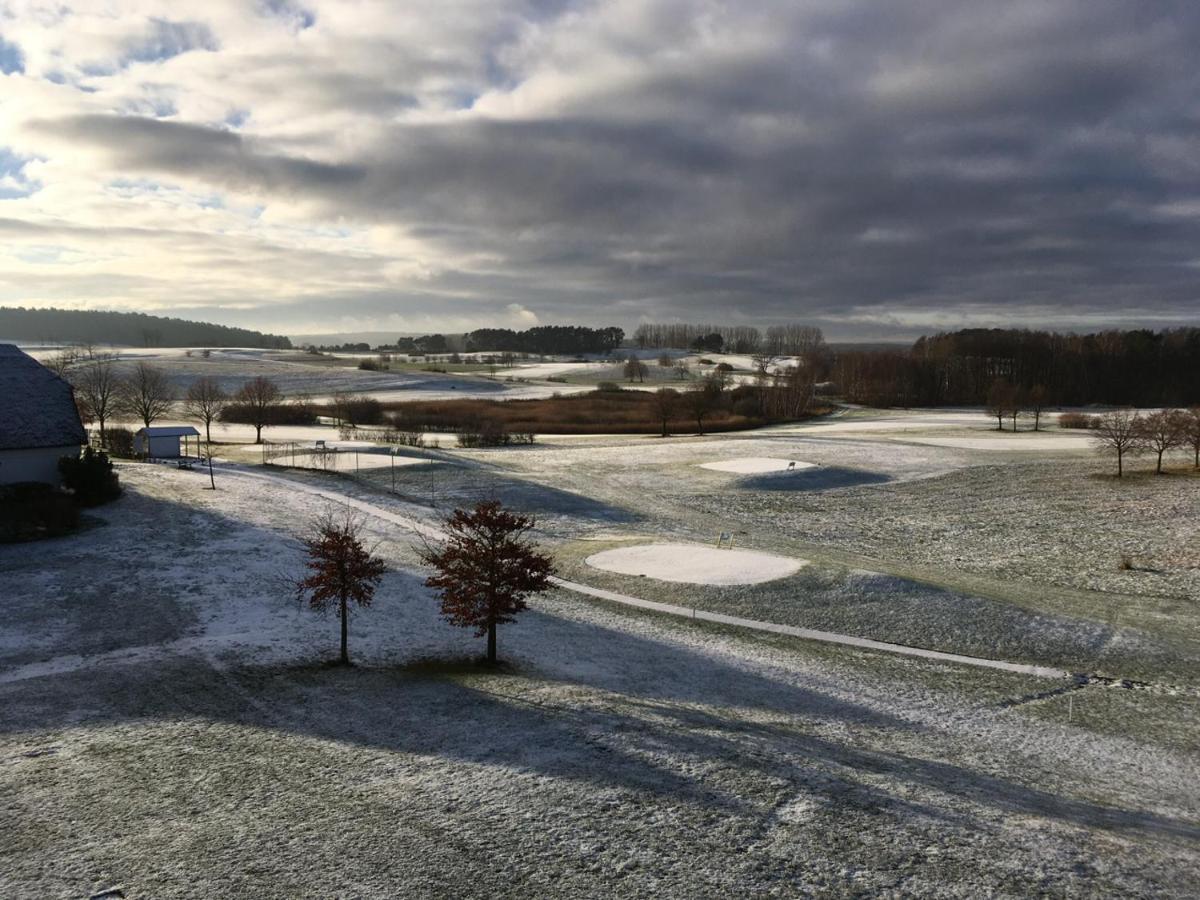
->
[0,445,80,486]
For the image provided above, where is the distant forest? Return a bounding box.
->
[463,325,624,355]
[833,328,1200,407]
[0,307,293,349]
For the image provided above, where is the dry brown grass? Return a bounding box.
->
[373,390,827,435]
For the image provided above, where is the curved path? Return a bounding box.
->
[221,465,1071,680]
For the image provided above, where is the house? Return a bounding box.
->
[134,426,201,459]
[0,344,88,485]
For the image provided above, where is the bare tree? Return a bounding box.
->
[122,361,174,429]
[1027,384,1048,431]
[985,379,1015,431]
[236,376,282,444]
[1093,408,1144,477]
[650,387,680,437]
[1136,409,1185,474]
[71,357,122,443]
[751,352,779,383]
[657,352,674,368]
[684,378,721,434]
[184,376,229,445]
[623,356,648,383]
[43,347,80,378]
[1182,406,1200,469]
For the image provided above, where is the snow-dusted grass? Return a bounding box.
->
[902,434,1094,451]
[698,456,817,473]
[2,464,1198,897]
[586,542,806,585]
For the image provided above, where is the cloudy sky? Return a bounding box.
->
[1,1,1198,339]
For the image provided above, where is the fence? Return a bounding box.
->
[262,441,440,494]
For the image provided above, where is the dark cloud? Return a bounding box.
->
[20,1,1200,336]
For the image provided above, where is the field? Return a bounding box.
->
[2,403,1199,897]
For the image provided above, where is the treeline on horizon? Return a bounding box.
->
[834,327,1200,407]
[0,307,293,350]
[633,322,826,355]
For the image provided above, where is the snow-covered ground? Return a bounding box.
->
[1,463,1197,897]
[585,542,806,585]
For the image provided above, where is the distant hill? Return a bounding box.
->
[0,307,292,349]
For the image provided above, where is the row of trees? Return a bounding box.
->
[295,501,553,666]
[2,306,291,348]
[835,328,1200,407]
[66,355,285,444]
[632,323,827,356]
[1090,407,1200,476]
[464,325,625,356]
[645,363,820,436]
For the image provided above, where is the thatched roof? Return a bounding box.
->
[0,344,87,451]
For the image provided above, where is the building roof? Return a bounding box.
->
[0,344,88,451]
[136,426,200,437]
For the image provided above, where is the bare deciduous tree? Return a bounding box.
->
[1093,408,1144,477]
[650,387,680,437]
[1182,406,1200,469]
[70,357,122,443]
[685,378,721,434]
[985,379,1016,431]
[623,356,648,383]
[1027,384,1048,431]
[122,361,174,429]
[184,376,229,445]
[236,376,282,443]
[1136,409,1185,474]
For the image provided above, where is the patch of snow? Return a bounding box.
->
[585,542,806,585]
[698,457,817,474]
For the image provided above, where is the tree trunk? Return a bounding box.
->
[1156,450,1164,474]
[1117,449,1123,477]
[255,422,263,444]
[340,596,350,665]
[486,622,497,664]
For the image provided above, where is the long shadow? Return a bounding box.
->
[2,476,1196,842]
[738,466,891,492]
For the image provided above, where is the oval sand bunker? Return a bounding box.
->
[586,542,805,585]
[698,457,817,474]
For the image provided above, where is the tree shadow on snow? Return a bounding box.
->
[737,466,891,492]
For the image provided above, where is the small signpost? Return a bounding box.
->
[716,531,734,549]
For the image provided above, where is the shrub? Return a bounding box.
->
[59,447,122,507]
[103,427,136,459]
[698,358,715,365]
[546,375,568,383]
[715,362,734,372]
[0,482,80,542]
[358,358,383,371]
[595,381,623,392]
[1059,412,1099,430]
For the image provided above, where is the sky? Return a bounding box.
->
[0,1,1198,340]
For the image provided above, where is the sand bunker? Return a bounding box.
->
[698,457,817,474]
[586,542,806,585]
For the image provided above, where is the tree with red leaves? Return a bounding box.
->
[294,511,386,665]
[421,500,555,665]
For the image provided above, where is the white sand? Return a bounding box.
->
[699,457,817,474]
[585,542,806,585]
